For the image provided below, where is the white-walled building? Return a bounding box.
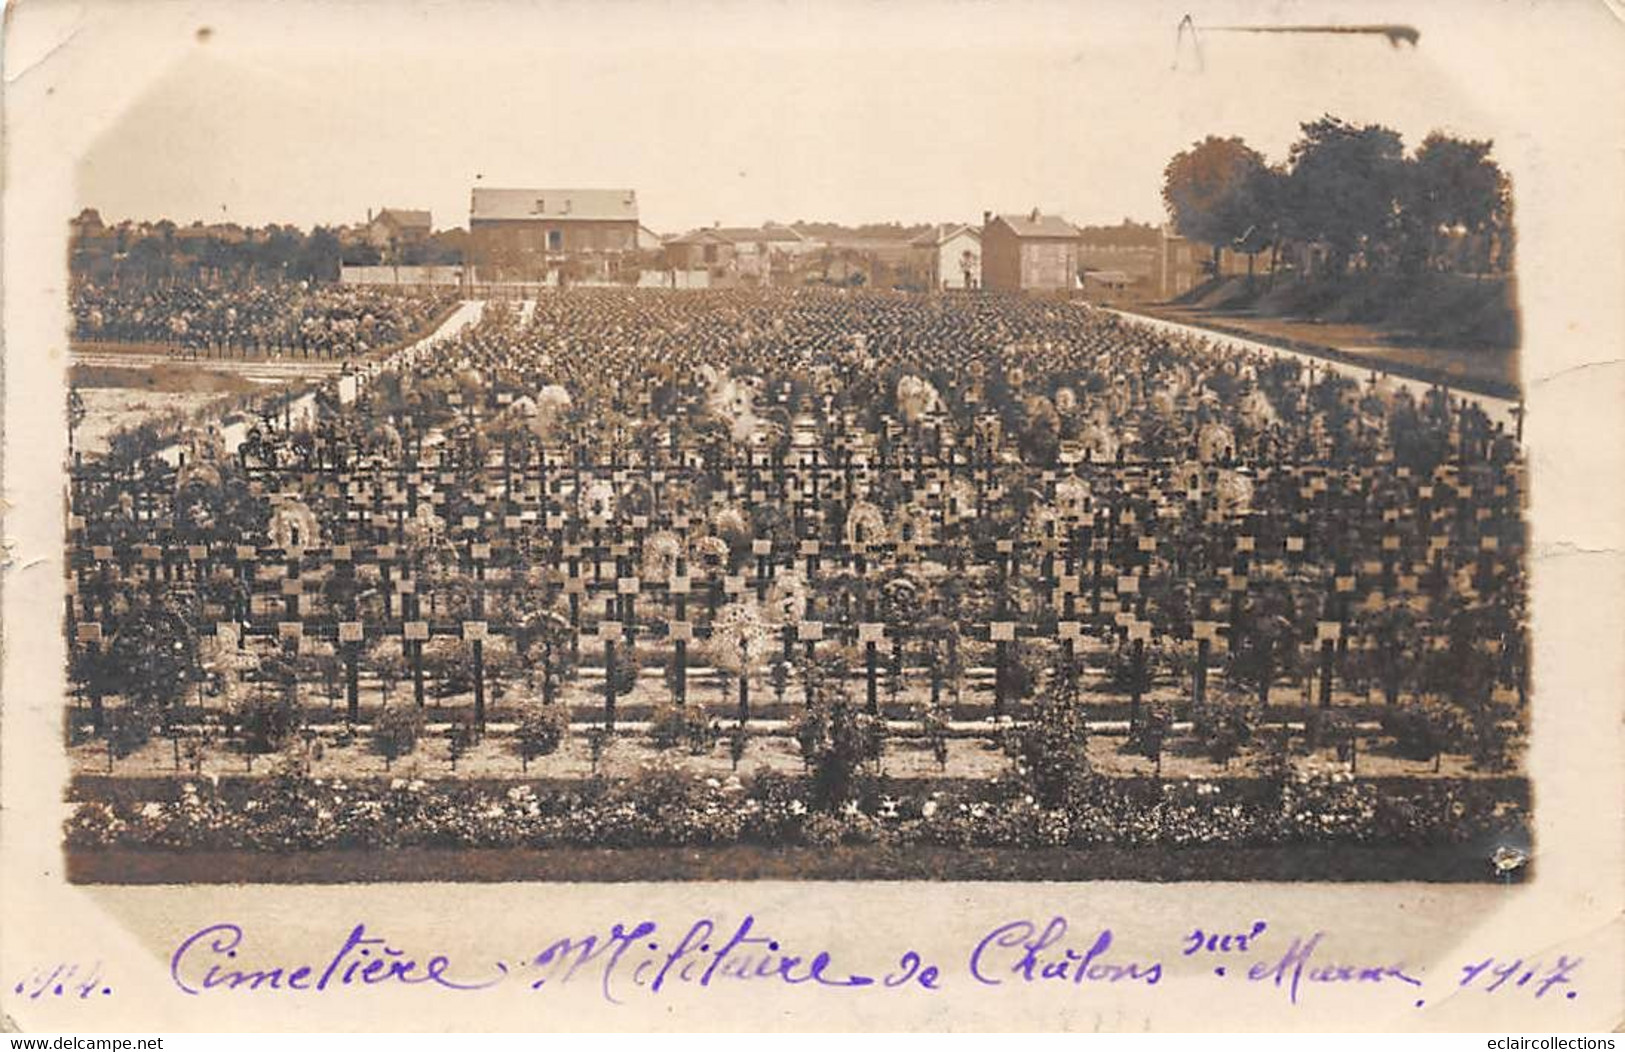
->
[909,224,983,290]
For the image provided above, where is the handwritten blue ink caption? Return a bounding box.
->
[157,916,1585,1010]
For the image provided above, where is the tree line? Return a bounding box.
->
[1162,116,1514,281]
[69,211,467,286]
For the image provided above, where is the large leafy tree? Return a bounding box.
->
[1162,136,1269,277]
[1399,133,1510,274]
[1284,117,1407,275]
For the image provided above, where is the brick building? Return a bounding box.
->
[980,210,1082,292]
[468,188,639,283]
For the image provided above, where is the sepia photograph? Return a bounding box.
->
[4,0,1623,1035]
[54,6,1532,887]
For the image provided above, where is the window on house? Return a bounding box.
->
[703,244,718,263]
[547,229,562,252]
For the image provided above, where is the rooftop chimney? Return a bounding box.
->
[1030,207,1041,222]
[982,210,992,227]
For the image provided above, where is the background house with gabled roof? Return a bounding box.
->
[909,223,982,290]
[981,209,1082,292]
[468,187,640,282]
[365,208,433,253]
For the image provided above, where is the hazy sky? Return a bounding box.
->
[72,0,1505,235]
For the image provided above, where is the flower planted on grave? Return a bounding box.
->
[367,639,406,705]
[1128,705,1172,777]
[1189,695,1255,769]
[514,704,569,772]
[1380,698,1469,772]
[807,698,881,809]
[514,608,575,707]
[1017,394,1061,463]
[648,703,719,756]
[1250,726,1295,800]
[1225,604,1299,708]
[236,653,304,766]
[1007,665,1091,808]
[423,636,474,700]
[373,705,424,771]
[103,706,158,769]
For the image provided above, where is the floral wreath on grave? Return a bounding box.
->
[640,531,684,581]
[1105,382,1133,419]
[765,568,809,626]
[1078,421,1119,462]
[173,464,227,534]
[842,500,887,548]
[688,533,731,572]
[174,458,222,496]
[1021,501,1063,545]
[619,475,656,519]
[401,502,446,552]
[1213,468,1254,516]
[1053,475,1092,519]
[708,599,774,673]
[267,496,320,553]
[895,374,942,425]
[535,383,572,419]
[1171,459,1206,499]
[578,476,618,521]
[710,503,751,543]
[878,574,921,622]
[1197,421,1236,463]
[367,422,403,460]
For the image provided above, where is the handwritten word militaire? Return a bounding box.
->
[163,916,1584,1009]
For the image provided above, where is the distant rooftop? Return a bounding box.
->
[909,223,982,248]
[666,224,811,246]
[714,225,808,244]
[992,211,1081,239]
[375,208,432,230]
[471,188,638,223]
